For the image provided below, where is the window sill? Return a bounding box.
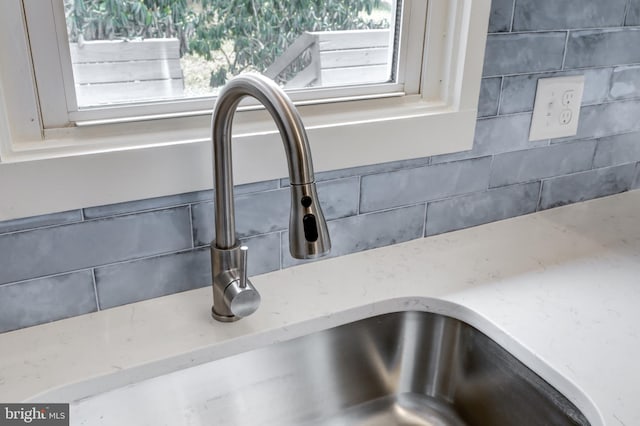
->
[0,95,477,221]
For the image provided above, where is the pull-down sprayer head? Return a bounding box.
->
[289,182,330,259]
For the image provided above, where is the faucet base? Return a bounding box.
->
[211,244,261,322]
[211,307,242,322]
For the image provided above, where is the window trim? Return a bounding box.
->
[0,0,490,221]
[30,0,419,126]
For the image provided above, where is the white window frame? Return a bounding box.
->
[0,0,490,221]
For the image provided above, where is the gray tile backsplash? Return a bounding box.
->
[628,1,640,26]
[610,66,640,100]
[489,141,597,188]
[593,132,640,168]
[426,182,541,237]
[539,164,637,210]
[478,77,501,117]
[512,0,628,31]
[95,248,210,310]
[0,207,192,285]
[483,32,566,77]
[487,0,514,33]
[359,157,491,213]
[2,0,639,332]
[564,28,640,69]
[0,271,97,333]
[566,100,640,141]
[0,209,82,235]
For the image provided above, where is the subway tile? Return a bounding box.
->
[482,32,566,77]
[281,157,431,186]
[282,205,425,268]
[488,0,514,33]
[0,207,192,285]
[84,191,210,219]
[431,114,546,165]
[240,233,283,276]
[83,181,278,219]
[593,132,640,168]
[426,182,540,237]
[513,0,627,31]
[490,141,597,188]
[0,271,96,333]
[610,65,640,100]
[626,1,640,26]
[559,100,640,142]
[0,210,82,235]
[359,157,491,213]
[235,180,281,194]
[565,28,640,69]
[478,77,501,117]
[95,248,210,309]
[499,68,612,115]
[472,113,544,155]
[539,164,636,210]
[233,189,290,238]
[192,177,359,245]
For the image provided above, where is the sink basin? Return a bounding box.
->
[71,311,590,425]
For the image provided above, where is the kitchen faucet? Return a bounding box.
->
[210,73,331,322]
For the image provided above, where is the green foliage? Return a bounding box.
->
[65,0,390,87]
[66,1,194,48]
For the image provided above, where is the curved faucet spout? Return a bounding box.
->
[210,73,331,322]
[212,73,316,249]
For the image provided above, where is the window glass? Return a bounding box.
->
[64,0,396,108]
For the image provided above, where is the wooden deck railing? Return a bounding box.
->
[70,38,184,106]
[265,29,391,89]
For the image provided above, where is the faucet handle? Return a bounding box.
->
[239,245,248,288]
[227,245,259,318]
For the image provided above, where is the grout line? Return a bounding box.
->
[187,204,195,249]
[356,176,362,215]
[0,268,95,289]
[279,231,284,271]
[487,155,496,190]
[488,25,640,35]
[623,0,631,26]
[509,0,517,32]
[422,203,428,238]
[91,247,199,270]
[496,76,505,116]
[80,208,86,221]
[485,63,635,79]
[82,203,194,223]
[561,31,570,70]
[590,140,599,169]
[536,179,545,211]
[91,269,101,311]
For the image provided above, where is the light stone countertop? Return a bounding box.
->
[1,191,639,426]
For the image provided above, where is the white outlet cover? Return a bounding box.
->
[529,75,585,141]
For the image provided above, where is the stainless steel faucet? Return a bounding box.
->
[210,73,331,322]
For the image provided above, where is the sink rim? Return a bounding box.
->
[27,296,604,426]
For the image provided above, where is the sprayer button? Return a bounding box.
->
[303,214,319,242]
[301,196,313,208]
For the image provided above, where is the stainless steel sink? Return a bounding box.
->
[71,311,590,425]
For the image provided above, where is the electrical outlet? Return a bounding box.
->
[529,75,585,141]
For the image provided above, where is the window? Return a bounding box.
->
[0,0,490,221]
[60,0,399,110]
